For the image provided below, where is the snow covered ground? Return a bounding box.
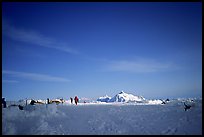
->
[2,98,202,135]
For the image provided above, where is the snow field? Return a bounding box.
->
[2,99,202,135]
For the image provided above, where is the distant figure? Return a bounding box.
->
[74,96,79,105]
[2,98,6,108]
[184,102,191,111]
[47,98,50,104]
[60,98,64,104]
[70,97,73,104]
[30,99,36,105]
[18,105,24,110]
[26,99,28,106]
[84,101,86,103]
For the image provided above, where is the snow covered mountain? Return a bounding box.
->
[109,91,146,103]
[97,91,146,103]
[96,95,112,102]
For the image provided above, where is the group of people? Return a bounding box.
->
[70,96,79,105]
[46,96,79,105]
[2,96,80,110]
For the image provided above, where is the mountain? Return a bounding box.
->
[97,95,112,102]
[97,91,146,103]
[109,91,146,103]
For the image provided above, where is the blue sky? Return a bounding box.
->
[2,2,202,101]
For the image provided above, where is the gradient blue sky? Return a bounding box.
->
[2,2,202,101]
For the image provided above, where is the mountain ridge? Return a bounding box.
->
[97,91,146,103]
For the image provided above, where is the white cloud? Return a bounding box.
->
[2,70,71,82]
[2,20,79,54]
[104,58,173,73]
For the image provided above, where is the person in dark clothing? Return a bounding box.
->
[184,102,191,111]
[70,97,73,104]
[47,98,50,104]
[18,105,24,110]
[30,99,36,105]
[74,96,79,105]
[2,98,6,108]
[26,99,28,106]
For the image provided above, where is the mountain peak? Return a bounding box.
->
[119,91,125,94]
[97,91,146,103]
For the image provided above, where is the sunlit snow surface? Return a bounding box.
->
[2,99,202,135]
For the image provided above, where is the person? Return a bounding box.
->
[184,102,191,111]
[74,96,79,105]
[60,98,64,104]
[26,98,28,106]
[47,98,50,104]
[70,97,73,104]
[30,99,36,105]
[18,105,24,110]
[2,98,6,108]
